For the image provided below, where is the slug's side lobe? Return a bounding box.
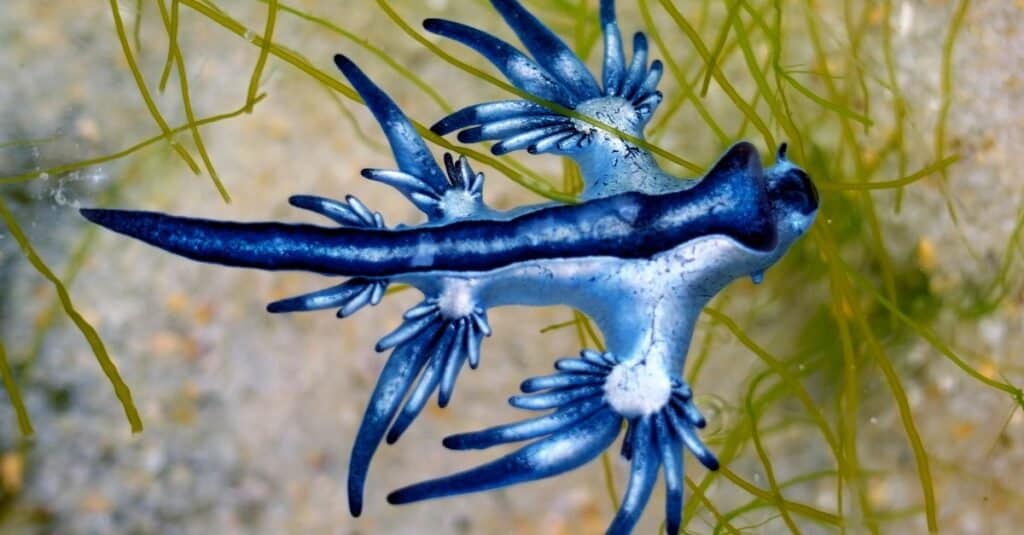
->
[429,0,670,198]
[388,351,719,535]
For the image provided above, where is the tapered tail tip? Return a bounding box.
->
[386,488,415,505]
[422,18,445,33]
[80,208,135,234]
[333,53,355,74]
[80,208,106,225]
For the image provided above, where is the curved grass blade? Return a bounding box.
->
[155,0,231,204]
[0,339,33,437]
[246,0,277,112]
[0,197,142,433]
[108,0,226,200]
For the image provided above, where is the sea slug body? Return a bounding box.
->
[80,1,819,533]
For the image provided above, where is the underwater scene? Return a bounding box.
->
[0,0,1021,533]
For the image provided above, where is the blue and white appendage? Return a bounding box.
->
[429,0,677,198]
[347,295,491,515]
[259,55,526,515]
[388,350,718,535]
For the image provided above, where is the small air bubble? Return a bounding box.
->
[243,30,256,43]
[869,416,879,425]
[826,218,833,224]
[39,172,50,181]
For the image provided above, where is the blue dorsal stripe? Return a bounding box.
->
[80,142,776,278]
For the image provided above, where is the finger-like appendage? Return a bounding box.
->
[656,414,684,535]
[621,32,650,100]
[423,18,576,106]
[528,131,582,155]
[638,60,664,100]
[600,0,626,95]
[337,282,378,317]
[376,310,442,352]
[289,195,384,228]
[360,169,442,210]
[667,404,719,471]
[387,407,622,505]
[680,398,706,428]
[608,418,661,534]
[267,278,370,314]
[583,349,619,367]
[438,321,469,407]
[442,153,484,195]
[493,125,574,155]
[554,357,612,375]
[556,132,592,153]
[443,395,607,450]
[489,0,602,99]
[509,384,604,411]
[385,330,452,444]
[519,371,604,393]
[347,328,437,516]
[431,100,550,136]
[333,55,448,193]
[457,116,570,144]
[466,326,483,369]
[470,309,492,337]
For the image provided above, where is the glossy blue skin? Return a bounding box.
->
[80,1,819,533]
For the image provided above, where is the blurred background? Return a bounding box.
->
[0,0,1022,533]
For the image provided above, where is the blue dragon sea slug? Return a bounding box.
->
[80,1,819,533]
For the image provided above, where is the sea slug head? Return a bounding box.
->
[765,143,819,249]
